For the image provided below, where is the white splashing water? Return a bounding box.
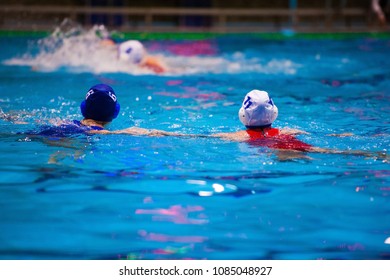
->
[3,20,300,76]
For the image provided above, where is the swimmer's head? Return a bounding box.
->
[238,90,278,128]
[118,40,145,64]
[80,84,120,122]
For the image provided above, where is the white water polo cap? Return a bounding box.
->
[118,40,145,64]
[238,90,278,127]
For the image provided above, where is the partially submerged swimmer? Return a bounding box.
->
[211,90,387,160]
[12,83,178,138]
[212,89,310,150]
[98,36,167,74]
[33,83,121,137]
[75,84,178,137]
[1,83,176,164]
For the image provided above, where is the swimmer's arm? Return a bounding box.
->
[0,109,15,123]
[0,108,65,125]
[309,146,388,161]
[326,133,354,137]
[212,128,387,160]
[282,128,355,137]
[211,131,249,141]
[280,128,309,135]
[327,132,390,137]
[0,108,28,124]
[147,129,186,137]
[372,0,387,24]
[114,129,248,140]
[89,129,111,134]
[92,127,187,137]
[141,56,167,74]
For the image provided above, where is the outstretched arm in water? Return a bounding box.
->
[0,108,29,124]
[210,130,388,162]
[91,126,187,137]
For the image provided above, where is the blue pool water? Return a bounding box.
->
[0,26,389,260]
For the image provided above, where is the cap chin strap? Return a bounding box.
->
[238,107,247,126]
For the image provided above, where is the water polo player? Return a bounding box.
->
[23,84,121,138]
[36,83,177,137]
[0,83,181,138]
[118,40,167,74]
[211,90,313,151]
[211,90,387,160]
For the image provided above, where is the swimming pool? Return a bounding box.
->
[0,26,389,260]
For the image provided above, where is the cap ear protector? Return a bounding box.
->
[80,101,120,119]
[238,107,246,126]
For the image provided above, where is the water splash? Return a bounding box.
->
[3,19,300,76]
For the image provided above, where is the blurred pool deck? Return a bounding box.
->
[0,5,389,36]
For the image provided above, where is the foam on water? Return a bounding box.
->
[3,20,299,76]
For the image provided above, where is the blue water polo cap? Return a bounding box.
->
[80,84,120,122]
